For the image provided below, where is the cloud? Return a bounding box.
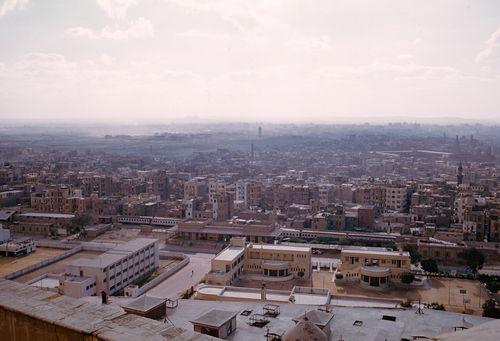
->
[475,27,500,63]
[96,0,136,19]
[177,29,232,41]
[0,0,29,16]
[317,63,460,83]
[284,35,331,52]
[65,17,154,40]
[65,27,98,40]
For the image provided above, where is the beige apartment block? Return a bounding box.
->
[206,238,312,285]
[385,187,408,212]
[337,249,411,289]
[60,238,159,298]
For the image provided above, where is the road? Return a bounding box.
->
[146,252,214,299]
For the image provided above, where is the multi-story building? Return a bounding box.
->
[205,237,312,285]
[0,238,36,257]
[336,249,411,289]
[177,221,281,243]
[16,212,75,228]
[60,238,159,298]
[384,186,408,212]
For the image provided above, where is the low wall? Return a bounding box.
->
[195,284,291,303]
[330,294,402,306]
[35,240,77,249]
[0,306,92,341]
[2,246,82,280]
[136,255,189,296]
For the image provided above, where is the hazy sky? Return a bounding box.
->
[0,0,499,124]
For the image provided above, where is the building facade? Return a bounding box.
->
[336,249,411,289]
[60,238,159,298]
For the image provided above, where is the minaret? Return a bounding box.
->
[457,161,463,185]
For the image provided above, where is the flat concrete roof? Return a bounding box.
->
[69,252,124,268]
[213,246,245,262]
[69,238,157,269]
[190,309,238,328]
[122,295,165,313]
[165,299,493,341]
[0,279,216,340]
[341,249,410,257]
[110,238,157,253]
[250,244,311,252]
[178,226,282,237]
[18,212,75,219]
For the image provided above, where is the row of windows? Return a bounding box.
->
[104,246,155,272]
[109,258,155,281]
[247,264,261,269]
[109,263,154,292]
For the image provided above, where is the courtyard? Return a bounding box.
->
[313,270,488,315]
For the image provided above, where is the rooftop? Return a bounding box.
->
[213,246,245,262]
[163,298,494,341]
[0,279,215,340]
[190,309,238,328]
[250,243,311,253]
[341,249,410,257]
[18,212,75,219]
[68,238,157,269]
[122,295,166,313]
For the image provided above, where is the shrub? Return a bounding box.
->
[428,302,445,311]
[458,248,485,274]
[335,273,343,280]
[482,299,500,318]
[401,272,415,285]
[403,244,421,264]
[420,259,439,273]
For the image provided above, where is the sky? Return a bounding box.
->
[0,0,499,124]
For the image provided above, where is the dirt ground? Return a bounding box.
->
[0,247,65,277]
[313,270,487,315]
[90,228,142,242]
[14,250,104,282]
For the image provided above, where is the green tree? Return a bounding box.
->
[458,248,485,274]
[421,259,439,273]
[482,299,500,318]
[401,272,415,285]
[298,271,305,279]
[403,244,421,264]
[69,214,91,235]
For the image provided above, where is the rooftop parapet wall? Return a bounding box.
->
[0,279,216,341]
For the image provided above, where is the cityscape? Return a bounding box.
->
[1,1,500,341]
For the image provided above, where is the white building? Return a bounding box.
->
[60,238,159,298]
[0,238,36,257]
[235,181,248,208]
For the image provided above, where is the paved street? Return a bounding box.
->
[147,252,214,299]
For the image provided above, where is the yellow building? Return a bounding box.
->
[337,249,411,289]
[206,238,312,285]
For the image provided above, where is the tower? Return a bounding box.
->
[457,161,463,185]
[258,126,262,138]
[251,143,254,160]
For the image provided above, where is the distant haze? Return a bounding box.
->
[0,0,499,124]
